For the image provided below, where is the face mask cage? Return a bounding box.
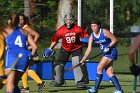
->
[64,14,74,29]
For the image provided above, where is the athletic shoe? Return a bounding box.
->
[87,87,98,93]
[38,81,46,92]
[76,81,87,88]
[111,90,124,93]
[49,80,64,87]
[13,86,21,93]
[21,87,30,92]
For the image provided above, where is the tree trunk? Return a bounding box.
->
[24,0,35,18]
[55,0,72,49]
[56,0,72,29]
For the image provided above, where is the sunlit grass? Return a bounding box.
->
[1,74,140,93]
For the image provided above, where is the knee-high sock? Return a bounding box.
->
[110,75,121,91]
[94,73,103,89]
[12,86,21,93]
[27,70,42,84]
[21,73,28,88]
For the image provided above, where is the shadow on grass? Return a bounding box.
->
[99,85,115,89]
[48,87,88,92]
[48,85,120,92]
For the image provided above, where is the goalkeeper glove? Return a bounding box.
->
[43,48,55,58]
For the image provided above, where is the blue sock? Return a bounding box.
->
[94,73,103,89]
[6,92,12,93]
[12,86,21,93]
[110,75,121,91]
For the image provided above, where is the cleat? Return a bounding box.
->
[38,81,46,92]
[87,87,98,93]
[21,87,30,92]
[49,80,64,87]
[111,90,124,93]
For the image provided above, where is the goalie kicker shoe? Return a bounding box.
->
[76,81,87,88]
[87,87,98,93]
[49,80,66,87]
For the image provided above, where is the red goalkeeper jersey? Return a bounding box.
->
[52,25,88,52]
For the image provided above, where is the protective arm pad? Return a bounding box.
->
[80,37,89,43]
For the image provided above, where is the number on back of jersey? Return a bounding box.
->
[14,35,23,47]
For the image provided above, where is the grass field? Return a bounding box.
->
[1,47,140,93]
[0,74,140,93]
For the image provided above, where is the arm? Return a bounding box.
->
[27,34,37,55]
[0,28,7,60]
[49,41,57,49]
[43,35,59,58]
[80,34,93,63]
[0,36,5,60]
[103,29,117,47]
[49,30,60,49]
[23,25,40,43]
[129,35,140,64]
[80,28,89,38]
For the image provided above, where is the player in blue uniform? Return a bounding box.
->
[4,13,37,93]
[80,19,123,93]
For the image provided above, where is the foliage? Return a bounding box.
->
[82,0,110,29]
[0,0,140,30]
[1,0,140,47]
[0,0,23,21]
[82,0,140,34]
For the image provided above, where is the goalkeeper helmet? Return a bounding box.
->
[64,13,74,29]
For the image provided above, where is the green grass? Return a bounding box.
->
[1,74,140,93]
[1,46,140,93]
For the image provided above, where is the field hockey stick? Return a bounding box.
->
[0,53,23,80]
[133,50,138,93]
[34,57,55,63]
[36,51,56,63]
[64,52,103,72]
[34,54,56,64]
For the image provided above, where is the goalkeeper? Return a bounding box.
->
[129,35,140,76]
[44,13,89,88]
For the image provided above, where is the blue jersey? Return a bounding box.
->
[5,27,29,72]
[92,28,118,60]
[6,27,27,49]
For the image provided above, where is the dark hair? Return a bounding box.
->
[90,19,101,26]
[18,14,29,25]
